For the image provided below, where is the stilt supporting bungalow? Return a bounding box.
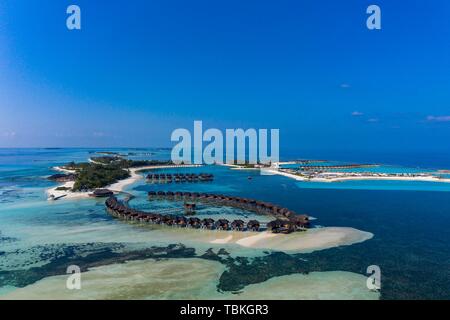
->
[107,191,310,234]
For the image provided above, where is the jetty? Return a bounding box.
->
[298,164,378,171]
[105,193,310,234]
[147,191,308,223]
[146,172,214,183]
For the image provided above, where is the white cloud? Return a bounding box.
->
[426,115,450,122]
[2,131,16,138]
[93,131,107,137]
[340,83,351,89]
[351,111,364,116]
[367,118,379,123]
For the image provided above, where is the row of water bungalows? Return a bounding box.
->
[147,191,310,231]
[106,196,307,233]
[146,173,214,183]
[105,196,261,231]
[298,164,377,171]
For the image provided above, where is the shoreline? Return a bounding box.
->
[46,164,203,201]
[265,168,450,184]
[0,258,379,300]
[207,227,374,252]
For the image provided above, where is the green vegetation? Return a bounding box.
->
[90,156,173,168]
[66,157,174,191]
[90,156,124,165]
[55,186,71,191]
[95,151,122,155]
[127,159,173,167]
[65,161,90,171]
[72,163,130,191]
[232,160,270,168]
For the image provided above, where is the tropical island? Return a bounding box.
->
[46,157,196,200]
[44,155,374,249]
[47,157,450,202]
[260,161,450,183]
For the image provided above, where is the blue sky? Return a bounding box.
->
[0,0,449,155]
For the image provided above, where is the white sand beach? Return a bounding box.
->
[1,258,379,300]
[313,175,450,183]
[46,164,202,201]
[264,168,450,183]
[46,167,90,200]
[45,181,88,200]
[215,227,373,252]
[141,226,373,253]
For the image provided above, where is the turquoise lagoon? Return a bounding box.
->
[1,148,450,299]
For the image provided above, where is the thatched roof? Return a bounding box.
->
[202,218,215,224]
[231,219,245,227]
[92,189,114,197]
[247,220,260,226]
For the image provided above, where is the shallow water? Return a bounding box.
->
[1,258,379,300]
[1,148,449,299]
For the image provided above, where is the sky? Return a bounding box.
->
[0,0,449,157]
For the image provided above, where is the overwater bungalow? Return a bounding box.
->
[129,212,139,221]
[255,201,265,211]
[247,220,260,231]
[199,173,214,182]
[271,206,282,214]
[161,215,174,226]
[90,189,114,198]
[225,196,234,203]
[117,206,127,214]
[175,216,187,227]
[231,219,245,231]
[290,215,310,228]
[188,217,201,228]
[283,210,296,219]
[149,214,162,224]
[184,203,196,215]
[267,219,296,234]
[137,214,147,222]
[148,172,213,184]
[215,219,230,230]
[201,218,215,229]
